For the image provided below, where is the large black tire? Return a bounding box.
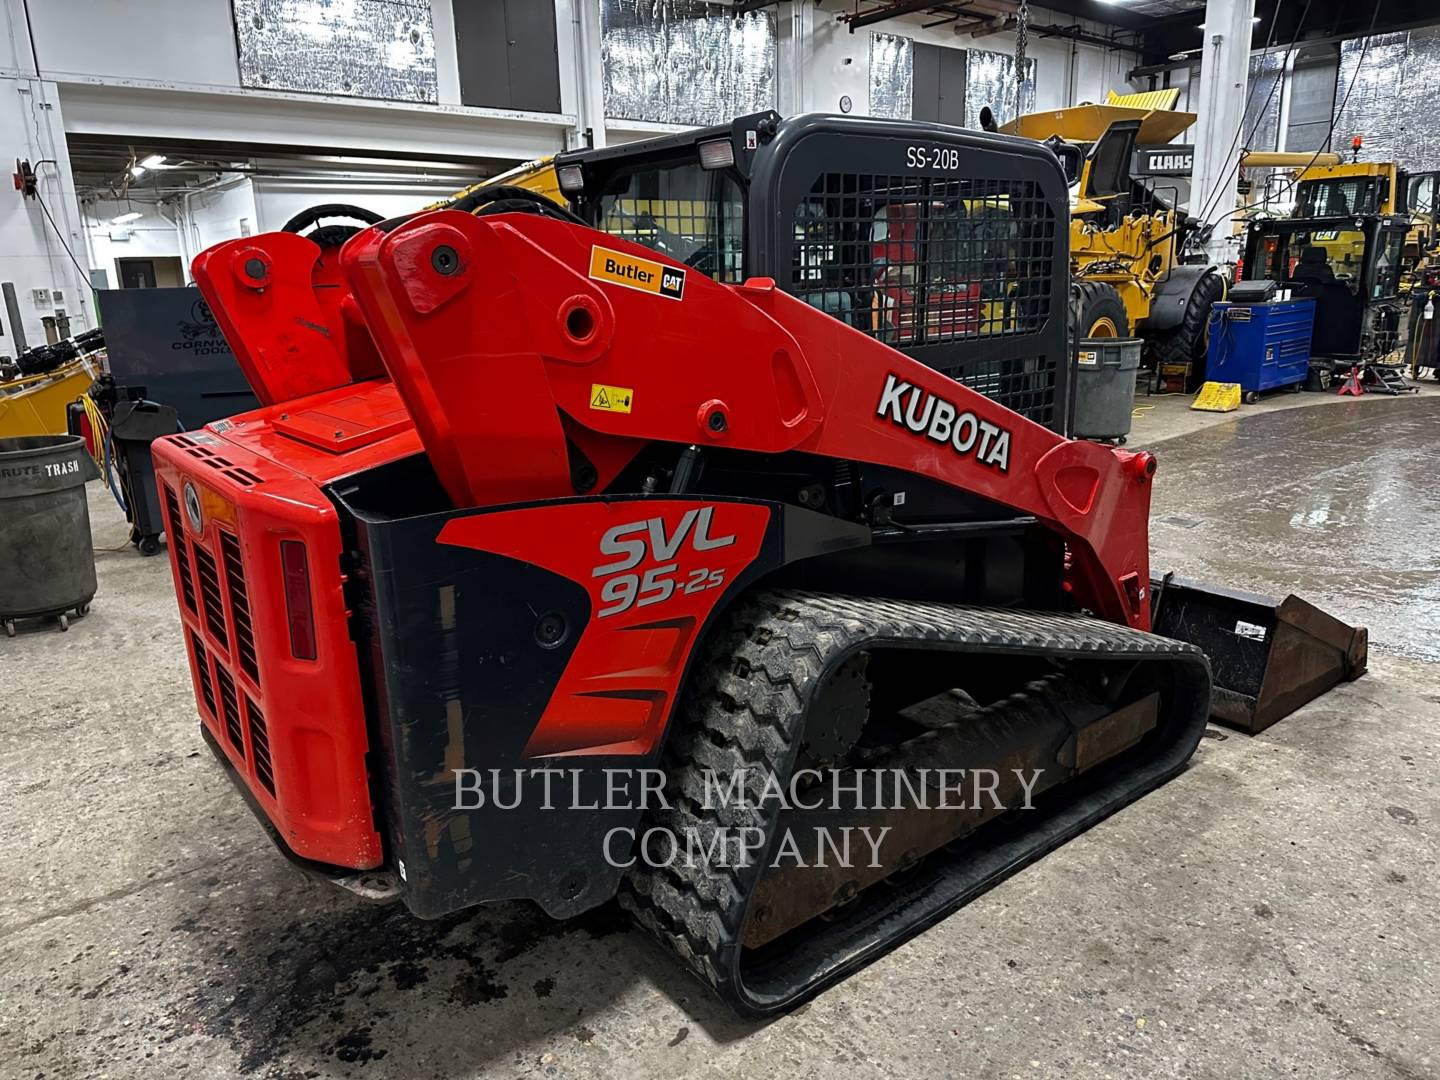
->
[1071,280,1130,340]
[1152,270,1225,379]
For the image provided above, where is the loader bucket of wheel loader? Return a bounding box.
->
[1149,573,1368,734]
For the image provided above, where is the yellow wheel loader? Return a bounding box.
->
[1005,98,1225,389]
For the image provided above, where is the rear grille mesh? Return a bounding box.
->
[219,532,259,685]
[246,695,275,796]
[189,631,216,717]
[164,486,197,613]
[170,463,279,807]
[215,666,244,755]
[193,546,228,649]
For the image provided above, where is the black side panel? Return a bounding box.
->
[454,0,561,113]
[339,493,825,920]
[355,514,595,917]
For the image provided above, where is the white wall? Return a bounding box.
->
[25,0,241,89]
[0,75,92,351]
[186,179,259,258]
[84,180,261,289]
[249,179,470,233]
[83,177,470,284]
[800,1,1142,120]
[85,198,184,289]
[5,0,575,166]
[22,0,490,111]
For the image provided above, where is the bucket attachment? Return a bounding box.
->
[1149,573,1368,734]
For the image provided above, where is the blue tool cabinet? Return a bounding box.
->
[1205,298,1315,394]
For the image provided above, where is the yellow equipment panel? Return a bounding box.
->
[1106,88,1181,112]
[0,360,98,438]
[1191,382,1242,413]
[1001,104,1196,146]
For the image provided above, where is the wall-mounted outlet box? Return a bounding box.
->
[51,289,64,304]
[31,287,50,306]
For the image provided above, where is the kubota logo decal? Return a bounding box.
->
[593,507,735,617]
[588,245,686,300]
[876,373,1012,472]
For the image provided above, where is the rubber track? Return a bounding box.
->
[618,590,1210,1015]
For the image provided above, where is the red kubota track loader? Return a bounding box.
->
[154,118,1221,1017]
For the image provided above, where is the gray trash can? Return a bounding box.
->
[1072,337,1141,442]
[0,434,98,635]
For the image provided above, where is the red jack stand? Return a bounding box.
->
[1337,366,1365,396]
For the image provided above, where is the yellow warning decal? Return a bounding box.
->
[1191,381,1241,412]
[588,245,686,300]
[590,383,634,414]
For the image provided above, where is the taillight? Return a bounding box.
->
[280,540,317,660]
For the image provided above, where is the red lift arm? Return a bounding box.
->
[196,210,1157,628]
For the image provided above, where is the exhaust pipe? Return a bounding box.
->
[1150,573,1368,734]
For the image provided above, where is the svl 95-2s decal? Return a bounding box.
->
[436,501,772,757]
[593,507,736,617]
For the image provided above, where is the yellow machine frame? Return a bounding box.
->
[1004,100,1206,337]
[0,359,99,439]
[1070,197,1188,333]
[431,155,563,211]
[1292,160,1402,213]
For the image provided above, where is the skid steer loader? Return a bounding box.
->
[154,114,1361,1017]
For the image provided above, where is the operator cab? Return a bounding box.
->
[1240,213,1410,365]
[553,111,1073,433]
[1293,175,1385,218]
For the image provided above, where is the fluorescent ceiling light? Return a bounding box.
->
[1197,17,1263,29]
[129,165,147,178]
[139,154,167,169]
[111,210,142,224]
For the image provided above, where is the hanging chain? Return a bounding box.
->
[1015,0,1030,120]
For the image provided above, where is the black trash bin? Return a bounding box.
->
[0,434,98,635]
[110,400,179,556]
[1072,337,1141,442]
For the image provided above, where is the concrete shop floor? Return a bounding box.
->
[1,385,1437,1080]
